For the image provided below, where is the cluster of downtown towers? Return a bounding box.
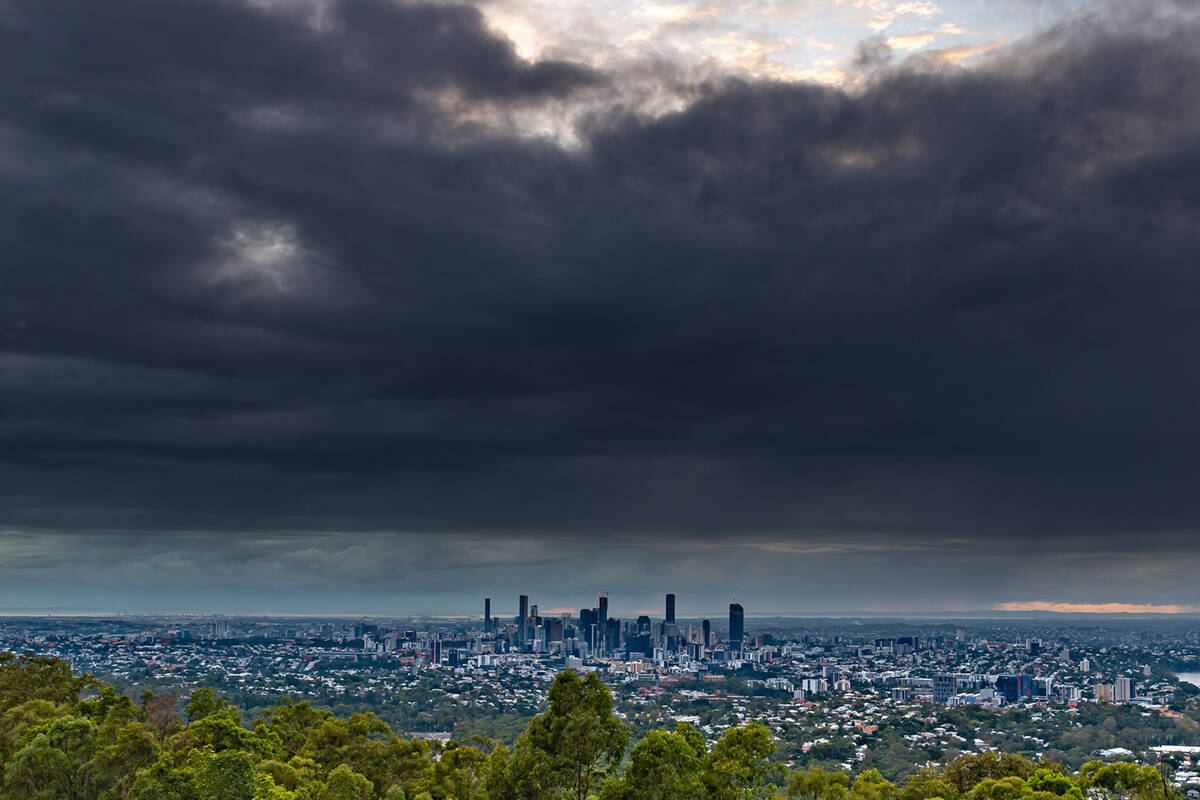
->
[480,594,746,657]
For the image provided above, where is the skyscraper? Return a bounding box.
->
[702,619,711,647]
[666,593,676,625]
[605,618,620,652]
[575,608,593,650]
[729,603,744,650]
[596,595,609,653]
[519,594,529,651]
[484,597,491,633]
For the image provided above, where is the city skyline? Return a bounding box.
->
[3,608,1196,796]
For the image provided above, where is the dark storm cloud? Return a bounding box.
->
[2,0,1200,610]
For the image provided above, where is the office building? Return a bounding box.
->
[933,674,957,705]
[579,608,599,650]
[519,595,529,651]
[605,618,620,652]
[484,597,491,633]
[729,603,744,650]
[995,674,1033,703]
[666,593,676,625]
[627,633,652,658]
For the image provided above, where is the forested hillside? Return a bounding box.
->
[0,652,1182,800]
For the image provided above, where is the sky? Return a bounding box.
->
[2,0,1199,616]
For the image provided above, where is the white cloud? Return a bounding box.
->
[208,221,309,294]
[887,32,936,50]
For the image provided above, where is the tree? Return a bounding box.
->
[790,765,850,800]
[319,764,374,800]
[379,736,436,798]
[702,722,777,800]
[186,709,267,755]
[1080,762,1171,800]
[1027,769,1083,800]
[0,653,95,715]
[258,698,335,760]
[142,692,185,743]
[602,726,705,800]
[253,773,302,800]
[486,740,557,800]
[510,670,630,800]
[257,759,304,792]
[193,748,258,800]
[92,720,159,798]
[968,777,1032,800]
[431,742,488,800]
[186,688,234,723]
[2,715,99,800]
[943,754,1036,796]
[0,699,64,762]
[130,752,202,800]
[851,770,898,800]
[78,685,140,731]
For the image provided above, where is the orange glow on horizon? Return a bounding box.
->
[995,601,1200,614]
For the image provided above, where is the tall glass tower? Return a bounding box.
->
[729,603,744,650]
[519,594,529,650]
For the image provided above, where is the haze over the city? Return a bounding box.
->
[2,0,1199,615]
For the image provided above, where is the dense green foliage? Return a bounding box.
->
[0,653,1185,800]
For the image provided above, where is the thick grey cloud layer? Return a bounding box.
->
[2,0,1199,612]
